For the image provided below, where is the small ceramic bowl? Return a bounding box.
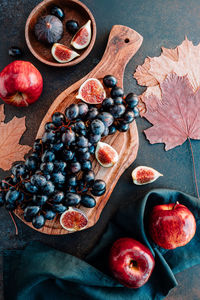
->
[25,0,96,67]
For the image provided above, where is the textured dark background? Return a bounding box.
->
[1,0,200,299]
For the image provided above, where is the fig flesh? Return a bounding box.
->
[60,207,88,232]
[132,166,163,185]
[76,78,106,104]
[71,20,91,50]
[34,15,63,44]
[95,141,118,167]
[51,43,80,63]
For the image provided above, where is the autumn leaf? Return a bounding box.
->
[134,37,200,115]
[0,105,31,171]
[144,73,200,151]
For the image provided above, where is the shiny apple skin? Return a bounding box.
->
[0,61,43,107]
[149,203,196,249]
[109,237,155,288]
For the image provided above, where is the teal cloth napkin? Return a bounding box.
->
[3,189,200,300]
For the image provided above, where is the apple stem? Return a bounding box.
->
[188,137,200,200]
[8,211,18,235]
[172,201,179,210]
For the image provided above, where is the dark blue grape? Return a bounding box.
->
[30,174,47,188]
[42,130,56,144]
[89,145,95,154]
[66,20,79,34]
[30,152,40,160]
[76,136,88,148]
[117,122,130,132]
[45,122,57,131]
[8,46,22,58]
[88,134,101,144]
[78,151,90,161]
[33,195,48,206]
[91,188,106,196]
[5,189,20,203]
[52,191,64,203]
[92,179,106,191]
[87,107,99,120]
[82,170,95,186]
[111,86,124,98]
[78,102,88,118]
[103,75,117,88]
[65,104,79,120]
[53,161,67,172]
[52,112,65,127]
[98,112,114,127]
[42,181,55,195]
[77,147,88,154]
[90,119,105,135]
[25,156,38,171]
[50,6,65,20]
[123,110,135,123]
[70,162,81,173]
[24,182,38,194]
[62,149,74,161]
[109,104,125,118]
[75,120,86,131]
[41,150,55,162]
[17,192,24,204]
[65,192,81,206]
[81,160,92,171]
[81,194,96,208]
[51,172,65,185]
[133,107,140,118]
[50,141,64,152]
[40,162,54,174]
[32,215,45,229]
[125,93,139,108]
[102,126,109,137]
[33,139,42,152]
[102,98,114,110]
[108,125,117,135]
[67,175,77,187]
[114,97,123,105]
[11,163,28,178]
[44,210,56,220]
[52,204,67,213]
[62,129,75,145]
[24,206,40,222]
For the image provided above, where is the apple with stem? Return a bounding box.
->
[0,60,43,107]
[149,202,196,249]
[109,237,155,288]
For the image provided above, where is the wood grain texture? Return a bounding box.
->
[25,0,96,67]
[15,25,143,234]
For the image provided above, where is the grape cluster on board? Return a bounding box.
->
[0,75,139,230]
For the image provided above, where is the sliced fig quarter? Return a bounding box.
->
[71,20,91,50]
[76,78,106,104]
[132,166,163,185]
[51,43,80,63]
[95,141,119,167]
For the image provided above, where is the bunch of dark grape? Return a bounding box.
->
[0,75,139,230]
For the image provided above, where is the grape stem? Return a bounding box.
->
[8,211,18,235]
[188,137,200,199]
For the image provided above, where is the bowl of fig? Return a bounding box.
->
[25,0,96,67]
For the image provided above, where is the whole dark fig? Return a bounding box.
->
[34,15,63,44]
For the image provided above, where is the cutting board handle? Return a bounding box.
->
[90,25,143,86]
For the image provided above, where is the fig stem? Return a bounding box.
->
[188,137,200,199]
[8,211,18,235]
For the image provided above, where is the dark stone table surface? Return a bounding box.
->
[1,0,200,299]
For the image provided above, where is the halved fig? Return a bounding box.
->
[51,43,80,63]
[71,20,91,50]
[60,207,88,232]
[95,141,119,167]
[76,78,106,104]
[132,166,163,185]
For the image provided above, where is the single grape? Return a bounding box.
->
[50,141,64,152]
[32,215,45,229]
[5,189,20,203]
[52,204,67,213]
[82,170,95,186]
[125,93,139,108]
[92,179,106,191]
[65,104,79,120]
[62,129,76,145]
[75,120,86,131]
[88,145,95,154]
[51,172,66,185]
[44,210,56,220]
[81,194,96,208]
[97,112,114,127]
[70,161,81,173]
[65,192,81,206]
[103,75,117,88]
[33,195,48,206]
[87,107,99,120]
[45,122,57,131]
[25,156,38,171]
[42,130,56,144]
[24,182,39,194]
[90,119,105,135]
[41,150,56,162]
[30,174,47,188]
[109,104,125,118]
[102,98,114,110]
[33,139,42,152]
[52,112,66,127]
[78,151,90,161]
[50,6,65,20]
[133,107,140,118]
[108,125,117,135]
[123,110,135,123]
[81,160,92,171]
[110,86,124,98]
[102,126,109,137]
[11,163,28,178]
[24,206,40,222]
[117,122,130,132]
[114,97,123,105]
[40,162,54,174]
[66,20,79,34]
[52,191,64,203]
[78,102,88,118]
[53,161,67,172]
[62,149,75,161]
[42,181,55,195]
[88,134,101,145]
[91,188,106,196]
[67,175,77,187]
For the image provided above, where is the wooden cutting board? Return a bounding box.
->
[14,25,143,234]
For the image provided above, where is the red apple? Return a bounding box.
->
[149,202,196,249]
[0,60,43,107]
[109,237,155,288]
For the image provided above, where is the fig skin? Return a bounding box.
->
[34,15,63,44]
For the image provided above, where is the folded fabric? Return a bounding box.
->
[3,189,200,300]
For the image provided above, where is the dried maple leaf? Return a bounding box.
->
[144,73,200,151]
[0,105,31,171]
[134,37,200,115]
